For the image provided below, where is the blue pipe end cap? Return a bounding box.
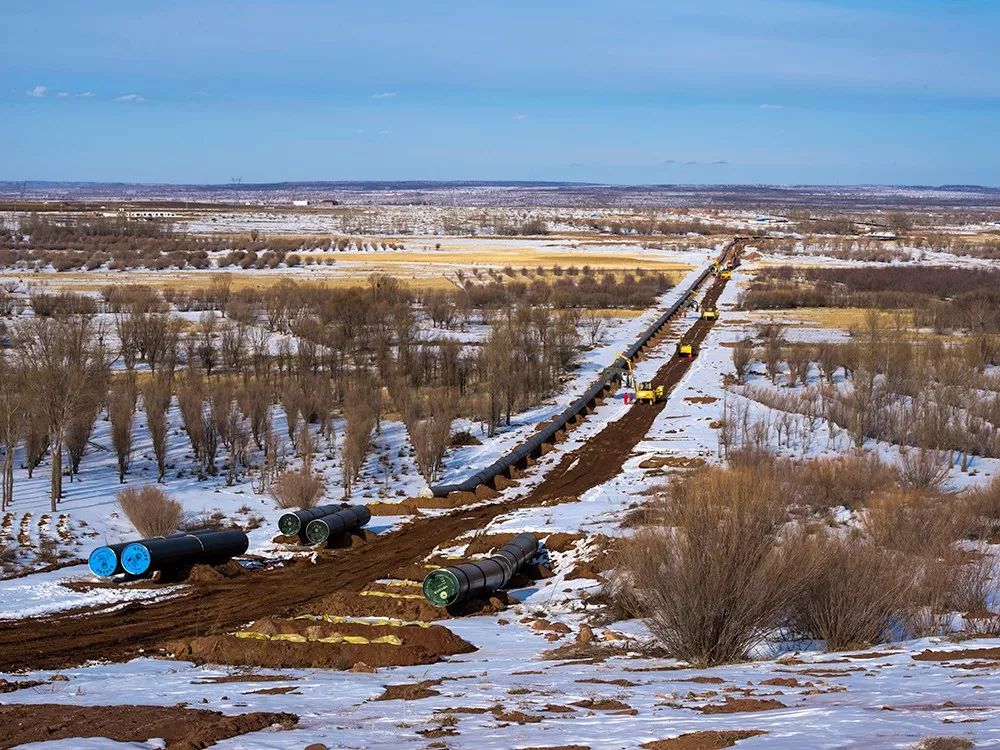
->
[120,543,152,576]
[88,546,118,578]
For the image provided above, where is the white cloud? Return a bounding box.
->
[78,91,95,97]
[27,85,47,97]
[115,93,146,103]
[57,92,69,98]
[379,129,390,135]
[372,92,396,99]
[759,103,784,110]
[513,113,527,120]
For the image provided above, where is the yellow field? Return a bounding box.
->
[752,307,914,330]
[9,239,691,294]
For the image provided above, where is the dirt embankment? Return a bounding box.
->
[0,704,297,750]
[0,249,740,673]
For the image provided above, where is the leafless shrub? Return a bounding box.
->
[791,532,912,651]
[270,454,326,509]
[116,484,183,537]
[898,448,951,491]
[616,467,813,666]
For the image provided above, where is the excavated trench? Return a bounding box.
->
[0,243,740,673]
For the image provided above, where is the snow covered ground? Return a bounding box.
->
[3,246,1000,750]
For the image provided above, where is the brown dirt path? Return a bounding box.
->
[0,243,740,673]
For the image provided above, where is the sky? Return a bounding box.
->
[2,0,999,186]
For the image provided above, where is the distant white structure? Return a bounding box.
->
[292,199,310,207]
[100,209,177,219]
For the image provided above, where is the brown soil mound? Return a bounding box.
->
[366,501,422,517]
[913,647,1000,662]
[760,677,808,688]
[169,635,446,669]
[168,615,474,669]
[638,456,707,470]
[376,679,442,701]
[0,678,46,693]
[304,590,513,622]
[0,703,297,750]
[186,561,247,584]
[243,616,474,655]
[700,697,786,714]
[642,730,767,750]
[572,698,637,714]
[463,531,588,555]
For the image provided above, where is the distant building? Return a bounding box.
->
[292,199,310,207]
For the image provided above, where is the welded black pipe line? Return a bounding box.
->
[428,262,717,497]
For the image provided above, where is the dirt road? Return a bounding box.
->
[0,244,739,673]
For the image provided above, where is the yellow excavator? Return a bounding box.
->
[636,380,665,404]
[615,353,664,405]
[700,307,719,320]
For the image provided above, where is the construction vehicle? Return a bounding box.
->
[677,340,698,359]
[701,307,719,320]
[635,380,665,404]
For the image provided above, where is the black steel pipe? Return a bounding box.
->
[303,505,372,545]
[423,532,538,607]
[120,529,249,577]
[278,503,347,538]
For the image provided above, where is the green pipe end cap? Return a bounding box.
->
[304,519,329,545]
[277,513,301,536]
[422,569,460,607]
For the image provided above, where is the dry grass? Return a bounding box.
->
[787,453,900,511]
[116,485,183,538]
[864,491,972,558]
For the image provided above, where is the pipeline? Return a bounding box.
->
[278,503,352,539]
[303,505,372,546]
[422,532,538,607]
[428,241,741,498]
[119,529,250,577]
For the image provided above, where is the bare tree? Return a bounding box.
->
[0,366,25,510]
[108,379,136,483]
[16,316,110,509]
[341,381,377,497]
[143,376,172,482]
[732,338,753,383]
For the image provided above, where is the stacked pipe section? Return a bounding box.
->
[278,503,353,539]
[422,533,538,607]
[428,261,715,497]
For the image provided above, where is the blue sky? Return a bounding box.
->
[2,0,998,185]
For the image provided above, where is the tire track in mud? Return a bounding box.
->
[0,242,741,672]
